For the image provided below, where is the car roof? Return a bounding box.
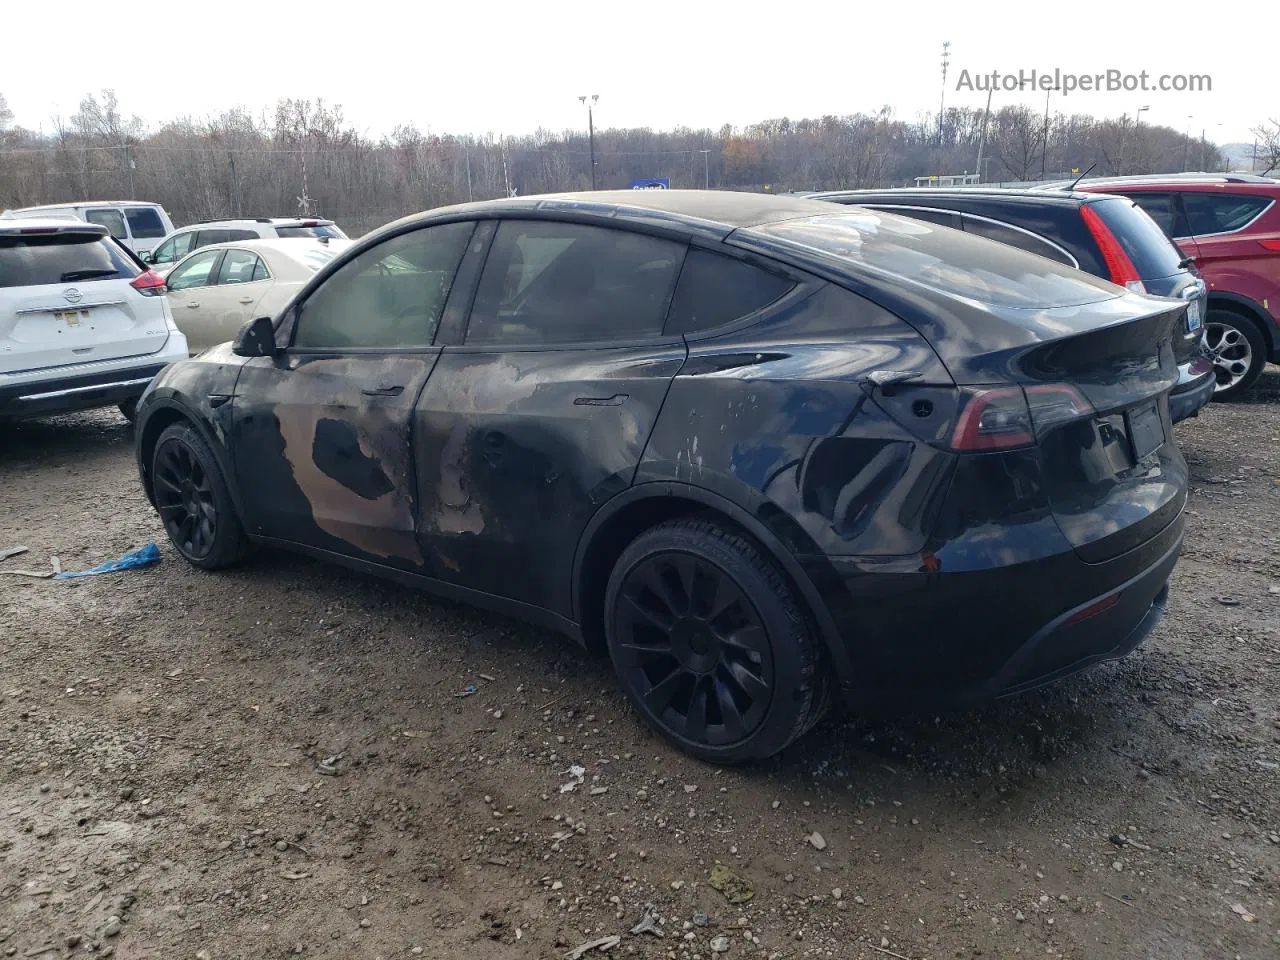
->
[1074,178,1280,195]
[386,190,846,240]
[0,218,109,236]
[178,217,336,228]
[811,187,1099,207]
[192,237,347,253]
[4,201,164,210]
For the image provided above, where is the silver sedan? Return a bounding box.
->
[163,239,351,353]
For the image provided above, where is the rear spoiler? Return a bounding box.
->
[0,222,109,238]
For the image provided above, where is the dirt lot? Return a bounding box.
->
[2,371,1278,960]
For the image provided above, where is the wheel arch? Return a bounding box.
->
[571,482,855,694]
[1206,291,1277,356]
[137,398,245,521]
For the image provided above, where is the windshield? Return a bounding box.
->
[275,223,347,240]
[0,233,140,288]
[746,212,1119,308]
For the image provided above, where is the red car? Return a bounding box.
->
[1075,174,1280,399]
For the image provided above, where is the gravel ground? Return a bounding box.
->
[1,369,1278,960]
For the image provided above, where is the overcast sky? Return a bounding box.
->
[0,0,1268,145]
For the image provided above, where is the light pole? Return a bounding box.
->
[578,94,599,190]
[975,85,992,182]
[1041,84,1058,178]
[699,149,710,189]
[938,41,951,147]
[1131,105,1149,174]
[1183,115,1193,172]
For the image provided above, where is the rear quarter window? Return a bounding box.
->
[0,233,140,288]
[1182,193,1273,236]
[666,248,795,334]
[125,207,168,239]
[1090,197,1185,279]
[746,212,1118,308]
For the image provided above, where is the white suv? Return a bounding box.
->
[0,219,188,420]
[147,217,348,274]
[0,201,175,259]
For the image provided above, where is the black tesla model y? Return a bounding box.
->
[135,191,1188,762]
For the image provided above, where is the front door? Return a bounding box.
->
[414,218,688,615]
[230,220,477,571]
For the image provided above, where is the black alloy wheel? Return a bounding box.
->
[151,422,250,569]
[605,518,829,763]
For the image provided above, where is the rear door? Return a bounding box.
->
[0,225,167,373]
[199,248,271,349]
[163,249,223,352]
[1181,191,1275,280]
[414,218,687,615]
[231,220,476,570]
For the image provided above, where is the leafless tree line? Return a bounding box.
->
[0,90,1263,236]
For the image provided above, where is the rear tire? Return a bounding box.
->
[604,517,830,763]
[1205,309,1267,400]
[151,422,250,570]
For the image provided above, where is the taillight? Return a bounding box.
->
[949,387,1035,451]
[130,269,166,297]
[1259,239,1280,252]
[948,384,1094,452]
[1080,204,1145,292]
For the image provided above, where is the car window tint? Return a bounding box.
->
[196,229,231,248]
[1089,197,1185,278]
[467,220,683,344]
[166,250,221,291]
[227,229,260,242]
[1182,193,1272,235]
[960,215,1075,266]
[217,249,265,285]
[85,208,128,240]
[0,233,137,287]
[1120,193,1188,237]
[125,207,167,239]
[293,221,474,350]
[666,248,794,335]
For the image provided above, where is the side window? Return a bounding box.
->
[292,221,474,350]
[228,229,260,242]
[666,249,795,335]
[125,207,167,239]
[1182,194,1272,236]
[868,205,960,229]
[85,208,128,240]
[195,229,232,248]
[166,250,222,291]
[153,232,195,265]
[217,249,266,285]
[467,220,683,345]
[960,215,1075,266]
[251,257,269,282]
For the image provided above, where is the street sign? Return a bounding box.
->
[630,178,670,190]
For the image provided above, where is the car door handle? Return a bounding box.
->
[573,393,629,406]
[361,384,404,397]
[237,297,254,305]
[185,301,200,309]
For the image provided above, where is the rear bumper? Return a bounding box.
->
[1169,358,1216,422]
[0,359,173,418]
[802,506,1184,712]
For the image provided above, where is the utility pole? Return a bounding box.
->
[938,41,951,148]
[579,94,599,189]
[1041,85,1058,178]
[1128,105,1149,175]
[465,148,473,201]
[975,86,992,183]
[699,149,710,189]
[1183,115,1193,172]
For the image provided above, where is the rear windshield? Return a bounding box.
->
[746,212,1118,308]
[1089,197,1185,279]
[0,233,141,288]
[275,223,346,239]
[125,206,168,239]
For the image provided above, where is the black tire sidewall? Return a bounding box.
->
[152,422,247,569]
[604,521,820,763]
[1207,309,1267,400]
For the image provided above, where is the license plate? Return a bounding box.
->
[1127,401,1164,461]
[53,310,83,326]
[1185,300,1202,332]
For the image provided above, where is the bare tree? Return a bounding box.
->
[1251,119,1280,175]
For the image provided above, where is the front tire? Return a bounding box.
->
[604,517,830,763]
[151,422,250,569]
[1205,309,1267,400]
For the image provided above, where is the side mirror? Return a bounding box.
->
[233,316,279,357]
